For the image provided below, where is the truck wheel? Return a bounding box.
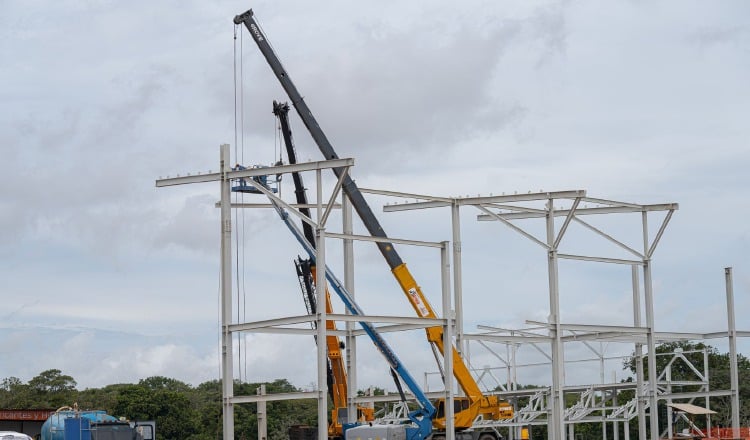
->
[478,433,497,440]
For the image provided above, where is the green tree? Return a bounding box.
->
[623,341,750,429]
[189,380,222,440]
[27,369,78,408]
[140,376,193,393]
[0,376,33,408]
[114,379,200,440]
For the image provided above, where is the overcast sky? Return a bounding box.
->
[2,0,749,394]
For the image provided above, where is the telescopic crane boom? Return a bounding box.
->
[234,9,512,431]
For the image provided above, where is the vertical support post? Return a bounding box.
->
[641,212,659,440]
[343,194,357,425]
[601,344,607,440]
[666,366,673,439]
[315,169,328,440]
[451,202,465,370]
[704,349,711,434]
[546,199,564,440]
[257,384,267,440]
[725,267,740,437]
[511,342,518,440]
[441,241,455,440]
[631,265,646,440]
[220,144,235,440]
[613,383,620,440]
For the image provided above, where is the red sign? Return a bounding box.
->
[0,410,56,421]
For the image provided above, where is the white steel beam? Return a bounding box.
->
[225,202,341,209]
[382,190,587,213]
[572,216,644,259]
[546,198,565,440]
[477,205,549,249]
[463,334,551,344]
[647,209,675,258]
[360,187,453,203]
[231,391,319,404]
[343,194,357,426]
[726,267,741,436]
[155,158,354,187]
[315,167,328,440]
[642,211,659,440]
[219,144,234,440]
[553,197,581,249]
[324,232,444,248]
[557,253,642,265]
[476,203,679,221]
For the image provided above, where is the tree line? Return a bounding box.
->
[0,371,318,440]
[1,342,748,440]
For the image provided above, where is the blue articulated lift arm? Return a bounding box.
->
[269,200,434,440]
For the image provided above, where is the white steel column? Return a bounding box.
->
[613,387,620,440]
[725,267,740,437]
[704,350,712,433]
[642,212,659,440]
[546,199,564,440]
[220,144,235,440]
[441,241,455,440]
[451,202,465,365]
[315,169,328,440]
[257,384,267,440]
[632,265,646,440]
[344,194,357,425]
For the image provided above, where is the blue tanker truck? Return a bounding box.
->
[41,407,155,440]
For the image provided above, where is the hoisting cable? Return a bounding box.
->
[232,22,242,382]
[239,22,248,382]
[233,22,250,382]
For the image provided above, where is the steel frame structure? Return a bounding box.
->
[157,150,747,440]
[157,147,460,440]
[368,187,747,440]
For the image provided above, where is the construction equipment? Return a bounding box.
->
[235,9,513,439]
[41,406,154,440]
[274,101,374,438]
[267,196,435,440]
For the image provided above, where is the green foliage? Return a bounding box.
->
[28,369,78,408]
[357,386,385,396]
[623,341,750,431]
[0,376,34,408]
[7,347,745,440]
[0,373,321,440]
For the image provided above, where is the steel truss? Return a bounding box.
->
[158,151,747,440]
[158,150,460,440]
[372,187,746,440]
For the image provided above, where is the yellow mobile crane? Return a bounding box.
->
[235,10,513,440]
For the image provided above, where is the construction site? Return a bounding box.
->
[150,8,750,440]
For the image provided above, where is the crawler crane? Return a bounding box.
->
[274,101,374,438]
